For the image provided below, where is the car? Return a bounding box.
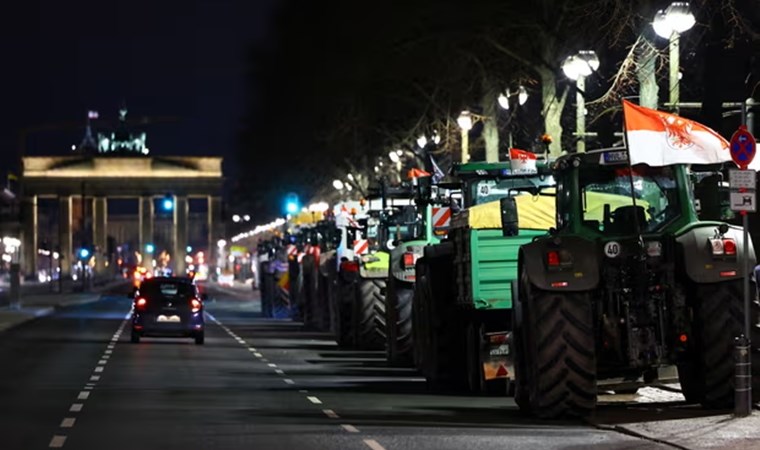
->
[130,276,207,345]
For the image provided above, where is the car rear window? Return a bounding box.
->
[140,281,195,298]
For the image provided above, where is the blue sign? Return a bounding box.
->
[730,125,756,168]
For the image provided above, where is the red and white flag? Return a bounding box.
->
[623,100,730,166]
[509,148,537,173]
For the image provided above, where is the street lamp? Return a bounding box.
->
[498,86,529,110]
[416,135,428,149]
[332,179,344,190]
[653,2,695,113]
[562,50,600,153]
[457,110,473,163]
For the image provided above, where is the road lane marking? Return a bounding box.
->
[262,358,269,362]
[275,369,285,375]
[49,435,66,447]
[90,376,100,381]
[69,404,83,412]
[83,386,93,390]
[284,379,295,385]
[60,418,76,428]
[268,363,277,368]
[307,396,322,404]
[94,366,104,373]
[248,348,257,352]
[77,392,90,400]
[104,350,112,354]
[254,352,263,358]
[363,439,386,450]
[98,360,107,365]
[341,424,360,433]
[322,409,339,419]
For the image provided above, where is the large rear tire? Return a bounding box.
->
[353,279,387,350]
[336,277,355,348]
[683,280,760,408]
[518,269,596,418]
[386,276,414,366]
[412,262,430,370]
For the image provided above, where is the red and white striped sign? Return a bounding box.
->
[432,207,452,228]
[286,245,298,257]
[353,239,369,255]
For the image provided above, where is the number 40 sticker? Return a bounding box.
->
[604,241,621,258]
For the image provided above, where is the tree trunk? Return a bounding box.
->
[482,78,500,162]
[539,68,564,157]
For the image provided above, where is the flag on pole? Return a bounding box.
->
[429,155,445,183]
[622,99,731,166]
[509,148,537,173]
[407,168,431,179]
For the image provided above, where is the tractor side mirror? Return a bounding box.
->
[500,196,519,237]
[415,176,432,203]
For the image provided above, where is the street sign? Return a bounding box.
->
[729,169,757,190]
[730,191,756,212]
[730,125,756,169]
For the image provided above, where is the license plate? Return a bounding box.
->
[489,344,510,356]
[157,315,181,323]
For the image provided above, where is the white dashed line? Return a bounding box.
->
[90,376,100,382]
[69,404,83,412]
[284,379,295,385]
[104,350,112,354]
[254,352,263,358]
[363,439,386,450]
[275,369,285,375]
[262,358,269,363]
[307,396,322,405]
[248,348,257,352]
[49,435,66,447]
[268,363,277,368]
[341,424,360,433]
[83,386,93,390]
[322,409,339,419]
[77,391,90,400]
[60,418,76,428]
[94,366,104,373]
[98,360,107,365]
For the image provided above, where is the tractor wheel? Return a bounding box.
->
[386,276,414,366]
[300,256,317,329]
[260,271,274,318]
[353,279,387,350]
[513,280,529,410]
[412,262,430,371]
[684,280,760,408]
[425,285,466,392]
[518,269,596,418]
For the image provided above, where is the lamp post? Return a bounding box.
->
[653,2,695,114]
[457,111,473,163]
[562,50,600,153]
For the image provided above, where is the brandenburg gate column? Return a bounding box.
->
[139,196,154,264]
[173,195,188,275]
[208,196,222,273]
[93,197,107,275]
[21,195,38,278]
[59,196,72,278]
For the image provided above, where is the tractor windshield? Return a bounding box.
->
[580,164,681,235]
[467,175,555,206]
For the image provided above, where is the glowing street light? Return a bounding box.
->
[562,50,600,153]
[232,214,241,223]
[388,151,400,163]
[416,135,428,148]
[332,179,344,190]
[457,110,473,163]
[653,2,695,113]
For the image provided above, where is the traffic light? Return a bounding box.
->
[78,248,90,259]
[162,194,174,211]
[284,192,300,215]
[146,243,155,254]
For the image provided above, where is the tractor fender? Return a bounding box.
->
[520,236,600,292]
[676,224,756,284]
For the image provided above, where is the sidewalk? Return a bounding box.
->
[0,277,130,333]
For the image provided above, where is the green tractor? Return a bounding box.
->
[512,148,760,418]
[331,192,416,350]
[385,176,454,366]
[413,161,556,393]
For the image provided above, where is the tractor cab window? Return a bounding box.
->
[466,176,555,207]
[580,164,681,235]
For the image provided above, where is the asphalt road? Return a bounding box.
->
[0,282,705,450]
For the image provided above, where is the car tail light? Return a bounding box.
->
[135,297,148,311]
[340,261,360,272]
[190,298,202,313]
[723,238,737,255]
[488,334,508,345]
[403,252,415,268]
[547,250,560,267]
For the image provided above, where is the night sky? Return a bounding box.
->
[0,0,278,180]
